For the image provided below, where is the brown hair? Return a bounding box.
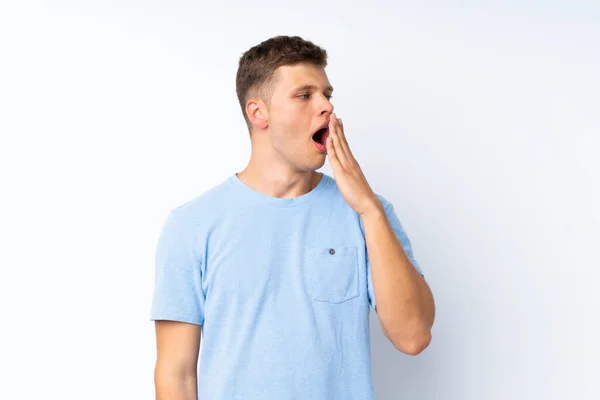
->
[236,35,328,128]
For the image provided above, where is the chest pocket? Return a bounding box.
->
[306,246,359,304]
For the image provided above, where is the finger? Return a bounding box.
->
[326,134,343,171]
[330,119,349,168]
[332,114,355,163]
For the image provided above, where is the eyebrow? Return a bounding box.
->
[293,84,334,93]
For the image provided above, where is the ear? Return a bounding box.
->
[246,98,269,130]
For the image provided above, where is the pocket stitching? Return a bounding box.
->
[306,246,359,304]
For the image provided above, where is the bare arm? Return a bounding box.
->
[362,208,435,355]
[154,320,201,400]
[325,113,435,355]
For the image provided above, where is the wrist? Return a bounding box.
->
[359,200,386,219]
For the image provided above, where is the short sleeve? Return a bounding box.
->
[150,211,205,326]
[367,202,424,310]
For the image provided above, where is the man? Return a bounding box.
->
[151,35,435,400]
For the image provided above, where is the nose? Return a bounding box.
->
[320,96,334,116]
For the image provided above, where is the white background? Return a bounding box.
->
[1,1,598,399]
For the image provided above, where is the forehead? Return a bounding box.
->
[273,64,331,91]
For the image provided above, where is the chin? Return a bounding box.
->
[306,157,326,171]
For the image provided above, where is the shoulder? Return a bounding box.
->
[162,176,235,234]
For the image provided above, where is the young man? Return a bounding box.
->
[151,35,435,400]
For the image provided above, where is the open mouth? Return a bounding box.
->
[312,126,329,147]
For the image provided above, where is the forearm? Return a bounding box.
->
[362,206,435,354]
[154,368,197,400]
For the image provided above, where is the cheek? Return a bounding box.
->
[274,114,300,136]
[270,103,308,139]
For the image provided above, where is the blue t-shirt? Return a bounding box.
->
[151,172,423,399]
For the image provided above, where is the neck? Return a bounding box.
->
[237,146,322,199]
